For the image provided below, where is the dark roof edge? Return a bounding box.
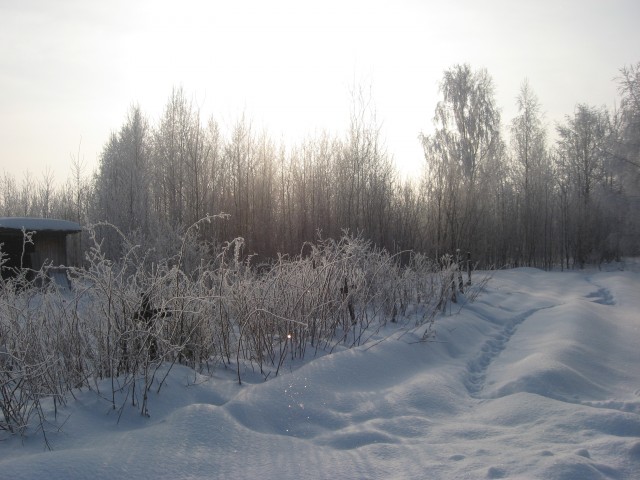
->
[0,217,82,233]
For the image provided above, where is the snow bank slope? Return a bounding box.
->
[1,268,639,479]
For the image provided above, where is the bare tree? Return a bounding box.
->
[510,80,549,266]
[613,63,640,255]
[421,64,502,260]
[337,85,395,249]
[91,105,151,258]
[34,167,55,218]
[555,104,610,266]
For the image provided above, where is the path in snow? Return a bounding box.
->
[585,278,616,306]
[464,305,557,398]
[465,275,619,400]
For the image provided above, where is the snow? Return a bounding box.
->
[0,217,82,233]
[1,267,639,479]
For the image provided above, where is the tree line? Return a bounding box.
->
[1,63,639,268]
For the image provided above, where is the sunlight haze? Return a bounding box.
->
[1,0,638,181]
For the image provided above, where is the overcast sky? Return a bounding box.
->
[1,0,638,182]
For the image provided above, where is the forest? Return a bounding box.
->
[1,62,639,269]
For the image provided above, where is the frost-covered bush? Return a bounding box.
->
[0,223,474,441]
[0,269,81,444]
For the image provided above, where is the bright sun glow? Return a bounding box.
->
[0,0,638,181]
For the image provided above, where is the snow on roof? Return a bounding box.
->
[0,217,82,233]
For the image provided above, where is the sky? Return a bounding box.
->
[1,0,639,183]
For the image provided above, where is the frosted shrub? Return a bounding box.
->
[1,223,480,439]
[0,269,79,445]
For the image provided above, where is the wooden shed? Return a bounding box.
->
[0,217,82,281]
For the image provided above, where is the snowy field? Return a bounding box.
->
[1,266,639,479]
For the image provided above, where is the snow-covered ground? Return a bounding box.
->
[1,267,639,479]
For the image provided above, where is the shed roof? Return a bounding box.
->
[0,217,82,234]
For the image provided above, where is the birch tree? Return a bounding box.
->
[421,64,502,258]
[556,104,610,266]
[91,105,151,257]
[614,63,640,254]
[510,80,548,266]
